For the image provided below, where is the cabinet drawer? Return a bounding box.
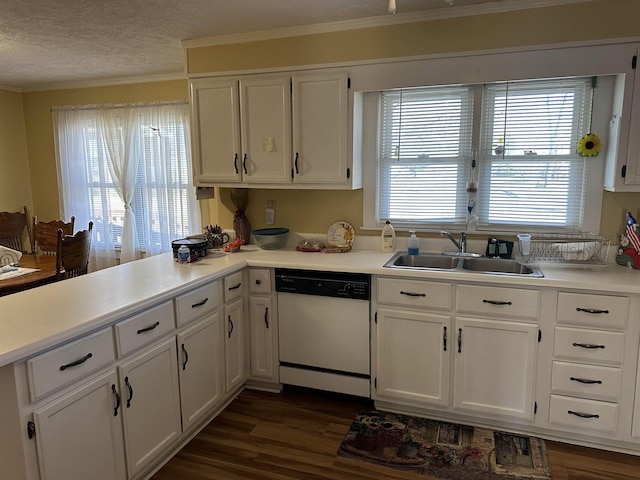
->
[557,292,628,328]
[456,284,540,320]
[115,301,174,357]
[249,269,272,294]
[175,281,220,327]
[549,394,618,433]
[551,361,622,402]
[224,271,244,302]
[553,327,624,365]
[27,328,115,401]
[377,277,452,310]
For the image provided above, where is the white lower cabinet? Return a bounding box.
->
[177,313,224,431]
[453,317,538,420]
[248,295,276,381]
[32,370,126,480]
[375,307,450,406]
[247,267,278,385]
[374,277,540,425]
[224,298,245,393]
[118,337,182,479]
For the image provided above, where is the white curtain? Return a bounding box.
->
[53,102,200,271]
[99,108,140,263]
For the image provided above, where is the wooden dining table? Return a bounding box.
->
[0,253,58,297]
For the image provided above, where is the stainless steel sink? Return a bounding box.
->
[384,252,543,277]
[387,253,460,269]
[461,257,542,276]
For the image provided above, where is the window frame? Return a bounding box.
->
[357,41,632,235]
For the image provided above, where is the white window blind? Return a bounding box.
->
[378,86,473,226]
[477,78,591,229]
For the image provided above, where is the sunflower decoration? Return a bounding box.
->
[577,77,602,157]
[577,132,601,157]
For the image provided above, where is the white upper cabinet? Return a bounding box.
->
[240,76,292,184]
[291,72,349,185]
[189,70,360,189]
[190,77,242,183]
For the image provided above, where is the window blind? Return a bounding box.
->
[378,86,474,226]
[477,78,591,229]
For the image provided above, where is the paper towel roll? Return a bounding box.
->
[0,246,22,266]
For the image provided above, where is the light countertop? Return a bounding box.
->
[1,246,638,368]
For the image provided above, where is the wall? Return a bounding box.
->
[188,0,640,242]
[0,89,32,214]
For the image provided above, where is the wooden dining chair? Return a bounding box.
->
[32,215,75,255]
[0,205,31,252]
[56,221,93,280]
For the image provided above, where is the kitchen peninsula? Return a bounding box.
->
[1,246,640,480]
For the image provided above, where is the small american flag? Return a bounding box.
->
[626,212,640,251]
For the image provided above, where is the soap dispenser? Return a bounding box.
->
[408,231,420,255]
[381,220,396,252]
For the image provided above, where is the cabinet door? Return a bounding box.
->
[177,313,224,431]
[248,296,277,382]
[292,72,349,184]
[119,338,181,479]
[190,77,242,184]
[453,317,537,420]
[224,299,245,393]
[33,370,126,480]
[375,307,450,406]
[239,76,291,184]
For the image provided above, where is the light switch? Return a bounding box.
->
[262,137,274,152]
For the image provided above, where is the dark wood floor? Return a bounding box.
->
[152,387,640,480]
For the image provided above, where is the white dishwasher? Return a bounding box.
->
[275,268,371,397]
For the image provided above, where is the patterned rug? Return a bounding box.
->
[337,409,552,480]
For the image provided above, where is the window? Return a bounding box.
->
[54,102,200,268]
[371,76,602,233]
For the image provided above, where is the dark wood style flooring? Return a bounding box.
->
[152,387,640,480]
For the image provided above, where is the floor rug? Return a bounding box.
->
[337,409,552,480]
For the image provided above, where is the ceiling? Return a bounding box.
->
[1,0,591,91]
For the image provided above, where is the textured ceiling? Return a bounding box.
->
[0,0,591,91]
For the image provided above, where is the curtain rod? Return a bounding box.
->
[50,99,188,112]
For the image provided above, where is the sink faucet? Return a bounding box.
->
[441,231,467,253]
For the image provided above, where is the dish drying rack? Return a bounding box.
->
[517,232,610,266]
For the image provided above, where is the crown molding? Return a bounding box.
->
[0,84,23,93]
[19,72,187,93]
[182,0,595,48]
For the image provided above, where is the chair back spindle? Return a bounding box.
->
[32,216,75,255]
[56,221,93,280]
[0,206,31,252]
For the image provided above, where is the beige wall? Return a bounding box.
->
[0,89,32,214]
[3,0,640,244]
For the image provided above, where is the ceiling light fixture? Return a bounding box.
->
[388,0,396,14]
[445,0,454,4]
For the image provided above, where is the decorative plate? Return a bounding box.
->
[327,221,354,251]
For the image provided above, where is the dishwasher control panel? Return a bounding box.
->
[275,268,370,301]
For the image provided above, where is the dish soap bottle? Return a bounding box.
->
[381,220,396,252]
[408,231,420,255]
